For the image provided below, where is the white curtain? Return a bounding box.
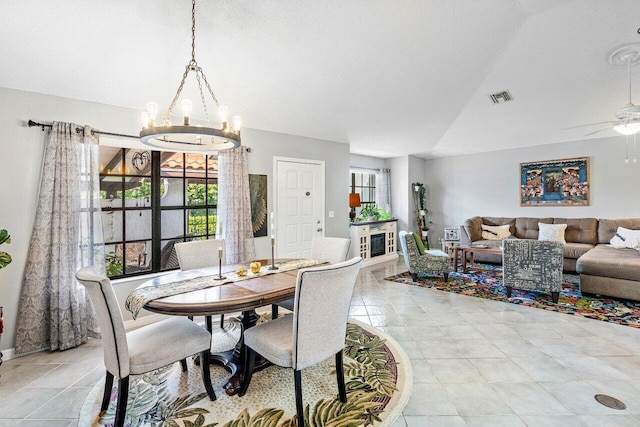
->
[15,122,104,354]
[376,168,392,213]
[217,147,256,263]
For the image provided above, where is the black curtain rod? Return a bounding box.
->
[27,119,251,152]
[28,120,139,140]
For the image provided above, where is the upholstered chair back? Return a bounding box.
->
[398,230,414,268]
[175,239,226,270]
[75,267,130,378]
[311,237,351,264]
[292,257,362,370]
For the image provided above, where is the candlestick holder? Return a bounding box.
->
[268,237,279,270]
[216,257,226,280]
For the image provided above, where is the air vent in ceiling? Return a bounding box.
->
[490,90,513,104]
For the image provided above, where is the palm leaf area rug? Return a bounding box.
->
[79,316,411,427]
[386,264,640,328]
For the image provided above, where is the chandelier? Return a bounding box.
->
[139,0,241,153]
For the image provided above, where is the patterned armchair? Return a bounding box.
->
[399,231,451,281]
[502,239,563,303]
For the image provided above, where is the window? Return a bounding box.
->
[100,147,218,278]
[350,171,376,217]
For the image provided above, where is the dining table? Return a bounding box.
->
[125,258,324,396]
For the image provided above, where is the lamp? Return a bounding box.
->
[139,0,241,153]
[349,193,361,222]
[614,119,640,136]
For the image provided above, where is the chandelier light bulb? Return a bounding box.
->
[232,115,242,132]
[141,111,150,129]
[218,105,229,124]
[146,102,159,125]
[181,99,193,125]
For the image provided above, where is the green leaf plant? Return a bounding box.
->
[0,229,12,269]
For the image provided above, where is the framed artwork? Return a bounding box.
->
[520,157,589,206]
[444,227,460,241]
[249,174,268,237]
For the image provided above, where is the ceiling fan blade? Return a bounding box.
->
[583,124,615,136]
[563,121,618,130]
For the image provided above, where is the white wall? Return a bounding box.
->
[0,87,349,353]
[349,153,387,170]
[424,137,640,246]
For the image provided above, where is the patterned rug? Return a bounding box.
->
[385,264,640,328]
[79,317,411,427]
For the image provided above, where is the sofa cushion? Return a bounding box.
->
[576,244,640,282]
[481,224,511,240]
[563,243,594,260]
[514,217,553,239]
[598,218,640,244]
[552,218,597,245]
[610,227,640,249]
[538,223,567,243]
[463,216,483,242]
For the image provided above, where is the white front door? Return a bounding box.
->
[274,157,325,258]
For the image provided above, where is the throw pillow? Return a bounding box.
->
[538,223,567,243]
[610,226,640,249]
[412,232,426,255]
[481,224,511,241]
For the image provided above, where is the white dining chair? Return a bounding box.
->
[75,267,216,427]
[175,239,226,329]
[238,257,363,427]
[272,236,351,318]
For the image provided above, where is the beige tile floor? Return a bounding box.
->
[1,258,640,426]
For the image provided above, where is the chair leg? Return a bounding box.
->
[294,369,304,427]
[443,272,449,282]
[114,376,129,427]
[506,286,512,298]
[180,359,188,372]
[551,291,559,304]
[335,351,347,403]
[411,273,418,281]
[220,314,225,329]
[100,371,114,413]
[238,346,256,397]
[272,304,279,320]
[200,350,217,401]
[205,315,213,333]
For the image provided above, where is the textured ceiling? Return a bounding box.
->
[2,0,640,159]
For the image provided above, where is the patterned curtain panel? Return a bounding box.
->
[217,147,256,263]
[15,122,104,354]
[376,168,392,213]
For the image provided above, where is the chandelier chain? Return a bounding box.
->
[195,69,211,124]
[191,0,196,62]
[164,64,191,123]
[199,69,221,108]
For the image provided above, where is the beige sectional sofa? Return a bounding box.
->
[460,216,640,301]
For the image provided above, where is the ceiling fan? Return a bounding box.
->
[566,44,640,136]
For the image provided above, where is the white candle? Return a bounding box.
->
[218,239,223,259]
[270,211,275,239]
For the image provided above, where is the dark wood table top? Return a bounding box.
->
[139,259,309,317]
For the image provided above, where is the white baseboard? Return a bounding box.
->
[1,347,15,361]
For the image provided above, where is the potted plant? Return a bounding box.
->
[421,225,429,238]
[0,229,11,270]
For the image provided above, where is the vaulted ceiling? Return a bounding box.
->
[2,0,640,159]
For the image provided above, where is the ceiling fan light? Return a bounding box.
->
[614,121,640,135]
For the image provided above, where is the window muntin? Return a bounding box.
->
[100,148,218,278]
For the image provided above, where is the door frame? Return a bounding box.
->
[273,156,326,257]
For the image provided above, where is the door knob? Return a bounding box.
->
[317,228,323,232]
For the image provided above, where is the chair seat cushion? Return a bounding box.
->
[127,317,211,375]
[244,315,294,368]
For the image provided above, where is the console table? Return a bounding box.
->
[349,219,398,266]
